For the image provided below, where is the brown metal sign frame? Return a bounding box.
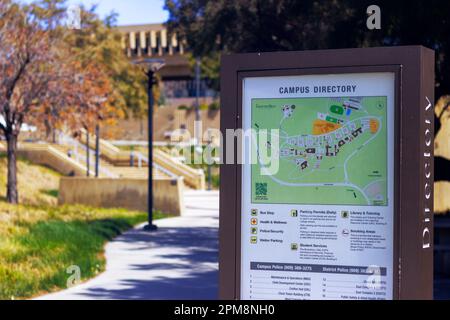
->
[219,46,435,300]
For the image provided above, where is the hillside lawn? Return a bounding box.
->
[0,155,167,299]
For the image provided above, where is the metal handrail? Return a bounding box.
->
[58,132,118,178]
[58,132,179,180]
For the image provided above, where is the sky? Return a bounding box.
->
[22,0,169,25]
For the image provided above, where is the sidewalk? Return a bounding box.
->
[37,190,219,300]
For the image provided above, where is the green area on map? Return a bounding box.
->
[251,96,388,206]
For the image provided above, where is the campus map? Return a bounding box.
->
[251,96,388,206]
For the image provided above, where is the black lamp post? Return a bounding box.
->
[86,127,90,177]
[133,58,165,232]
[207,137,212,191]
[95,124,100,178]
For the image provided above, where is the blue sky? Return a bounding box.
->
[22,0,169,25]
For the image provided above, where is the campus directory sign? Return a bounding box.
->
[241,73,395,300]
[220,47,435,300]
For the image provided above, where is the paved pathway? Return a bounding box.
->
[37,191,219,300]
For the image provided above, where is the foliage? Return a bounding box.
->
[0,0,69,138]
[0,0,122,136]
[0,157,168,299]
[0,202,166,300]
[186,51,221,93]
[210,172,220,189]
[199,103,209,111]
[177,104,190,111]
[208,101,220,111]
[0,0,149,203]
[0,0,116,203]
[165,0,450,98]
[64,6,149,120]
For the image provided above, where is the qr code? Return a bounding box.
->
[256,183,267,196]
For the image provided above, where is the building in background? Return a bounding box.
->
[117,24,217,104]
[115,24,220,144]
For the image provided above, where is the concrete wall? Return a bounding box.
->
[154,149,205,190]
[1,143,82,176]
[58,177,185,216]
[17,145,91,177]
[101,104,220,142]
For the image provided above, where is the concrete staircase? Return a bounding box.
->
[1,131,205,190]
[0,142,95,177]
[49,144,169,180]
[55,133,179,179]
[76,129,205,189]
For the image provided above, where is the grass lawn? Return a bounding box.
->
[0,157,168,300]
[0,155,61,206]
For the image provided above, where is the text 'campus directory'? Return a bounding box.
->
[241,73,395,300]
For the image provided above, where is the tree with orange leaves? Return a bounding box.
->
[0,0,118,204]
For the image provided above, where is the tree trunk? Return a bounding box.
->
[5,132,18,204]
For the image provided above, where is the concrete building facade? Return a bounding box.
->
[115,24,220,144]
[117,24,217,102]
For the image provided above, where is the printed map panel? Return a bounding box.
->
[251,96,388,206]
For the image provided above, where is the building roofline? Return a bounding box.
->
[116,23,166,32]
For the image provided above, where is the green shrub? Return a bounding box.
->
[209,101,220,111]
